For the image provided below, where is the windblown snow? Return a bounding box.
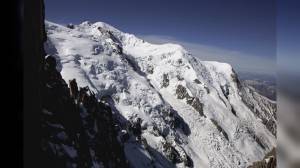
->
[44,20,276,168]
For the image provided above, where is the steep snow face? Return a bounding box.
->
[45,20,276,168]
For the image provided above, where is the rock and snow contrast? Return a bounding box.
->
[44,20,276,168]
[242,79,276,101]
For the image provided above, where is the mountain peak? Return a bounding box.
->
[44,20,276,168]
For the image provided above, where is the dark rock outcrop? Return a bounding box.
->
[248,148,276,168]
[162,141,193,167]
[194,79,201,84]
[176,85,204,117]
[162,142,181,164]
[176,85,189,99]
[220,84,229,99]
[162,73,170,87]
[41,56,129,167]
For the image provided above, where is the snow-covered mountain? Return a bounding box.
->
[44,20,276,168]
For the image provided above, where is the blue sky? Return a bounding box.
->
[45,0,277,75]
[277,0,300,75]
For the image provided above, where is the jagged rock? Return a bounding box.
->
[221,84,229,99]
[194,79,201,84]
[162,142,181,164]
[147,65,154,74]
[248,148,276,168]
[69,79,78,99]
[130,118,142,141]
[41,56,129,168]
[176,85,189,99]
[162,73,169,88]
[184,155,194,167]
[177,59,183,64]
[115,44,123,54]
[176,85,204,117]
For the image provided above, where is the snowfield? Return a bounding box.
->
[44,20,276,168]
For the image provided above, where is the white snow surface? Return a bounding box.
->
[44,20,276,168]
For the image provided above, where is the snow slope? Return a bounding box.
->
[44,21,276,168]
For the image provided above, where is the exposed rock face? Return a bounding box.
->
[176,85,189,99]
[248,148,276,168]
[41,56,129,167]
[163,142,181,164]
[147,65,154,74]
[221,84,230,99]
[162,73,170,87]
[160,141,193,167]
[194,79,201,84]
[176,85,204,116]
[40,57,192,168]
